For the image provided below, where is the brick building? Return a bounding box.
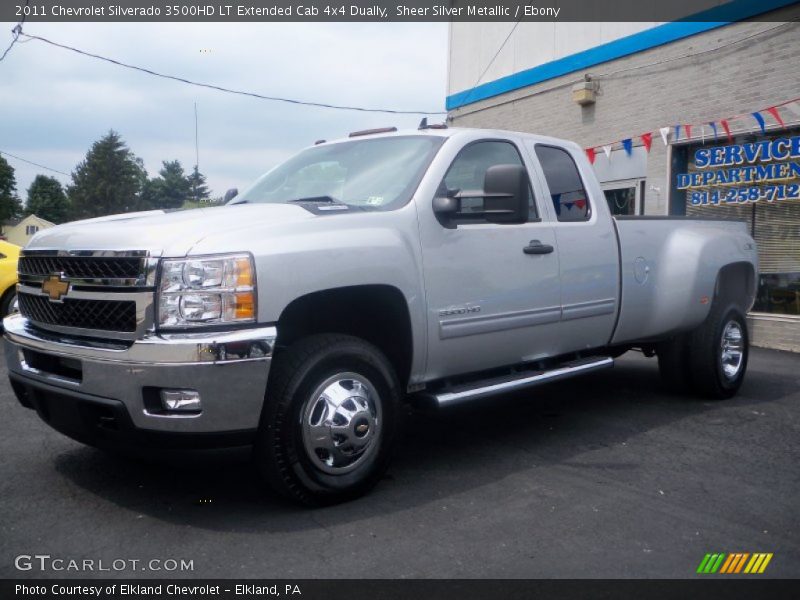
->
[447,7,800,351]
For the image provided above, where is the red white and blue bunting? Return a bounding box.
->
[584,96,800,164]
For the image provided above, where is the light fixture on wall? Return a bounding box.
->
[572,75,599,106]
[649,185,662,202]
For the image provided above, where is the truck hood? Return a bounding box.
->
[26,204,316,256]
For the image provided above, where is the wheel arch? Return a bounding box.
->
[715,261,757,312]
[275,284,414,390]
[0,282,18,316]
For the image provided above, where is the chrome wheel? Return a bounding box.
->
[301,373,381,475]
[720,320,744,379]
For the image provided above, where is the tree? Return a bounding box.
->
[0,154,23,223]
[146,160,192,209]
[67,130,146,219]
[187,165,211,202]
[139,177,160,211]
[26,175,69,224]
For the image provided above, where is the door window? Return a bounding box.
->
[535,145,591,222]
[441,141,537,221]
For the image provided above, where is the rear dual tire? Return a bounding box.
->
[657,302,748,399]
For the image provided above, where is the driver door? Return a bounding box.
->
[418,139,563,380]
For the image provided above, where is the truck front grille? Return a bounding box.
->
[17,250,153,339]
[19,255,144,281]
[18,293,138,333]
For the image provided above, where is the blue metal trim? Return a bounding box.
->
[446,0,799,110]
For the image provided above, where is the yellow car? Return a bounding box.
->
[0,240,20,317]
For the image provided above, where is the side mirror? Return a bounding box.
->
[482,164,528,224]
[433,164,529,227]
[224,188,239,203]
[432,195,459,215]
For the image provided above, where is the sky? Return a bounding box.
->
[0,22,448,201]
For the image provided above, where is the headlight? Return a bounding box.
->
[157,254,256,328]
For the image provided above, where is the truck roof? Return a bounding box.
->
[315,127,583,153]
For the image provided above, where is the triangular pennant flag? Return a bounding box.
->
[641,132,652,152]
[585,147,596,165]
[602,145,612,160]
[752,112,767,134]
[766,106,785,127]
[709,122,718,140]
[685,124,692,139]
[659,127,670,145]
[720,119,733,142]
[564,202,574,210]
[621,138,633,156]
[674,125,682,141]
[574,199,586,210]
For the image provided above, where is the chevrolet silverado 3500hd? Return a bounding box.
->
[4,127,758,504]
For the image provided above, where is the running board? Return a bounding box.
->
[425,356,614,407]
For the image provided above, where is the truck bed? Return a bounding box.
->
[610,216,753,345]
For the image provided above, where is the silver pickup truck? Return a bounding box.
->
[4,127,758,504]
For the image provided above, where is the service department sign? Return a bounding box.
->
[677,135,800,206]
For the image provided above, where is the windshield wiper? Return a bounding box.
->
[287,196,339,204]
[286,196,366,212]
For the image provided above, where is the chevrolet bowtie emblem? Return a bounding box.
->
[42,273,70,302]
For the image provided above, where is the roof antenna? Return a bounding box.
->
[418,117,428,129]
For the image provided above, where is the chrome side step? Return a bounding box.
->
[426,356,614,407]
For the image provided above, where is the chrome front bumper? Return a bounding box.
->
[3,314,276,440]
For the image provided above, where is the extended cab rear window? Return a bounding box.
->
[534,145,591,222]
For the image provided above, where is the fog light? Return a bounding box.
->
[160,389,202,412]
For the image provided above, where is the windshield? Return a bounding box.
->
[233,135,444,210]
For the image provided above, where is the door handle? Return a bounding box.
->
[523,240,554,255]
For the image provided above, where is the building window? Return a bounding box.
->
[675,127,800,316]
[603,187,635,215]
[601,179,644,216]
[25,225,39,235]
[534,145,591,221]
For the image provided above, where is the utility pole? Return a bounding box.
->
[193,101,199,203]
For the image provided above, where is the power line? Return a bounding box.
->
[0,150,70,177]
[0,0,29,62]
[458,20,521,108]
[0,25,21,62]
[593,21,796,81]
[17,30,447,116]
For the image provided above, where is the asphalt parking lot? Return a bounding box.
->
[1,343,798,579]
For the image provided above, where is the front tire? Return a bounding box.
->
[254,334,401,505]
[688,303,749,399]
